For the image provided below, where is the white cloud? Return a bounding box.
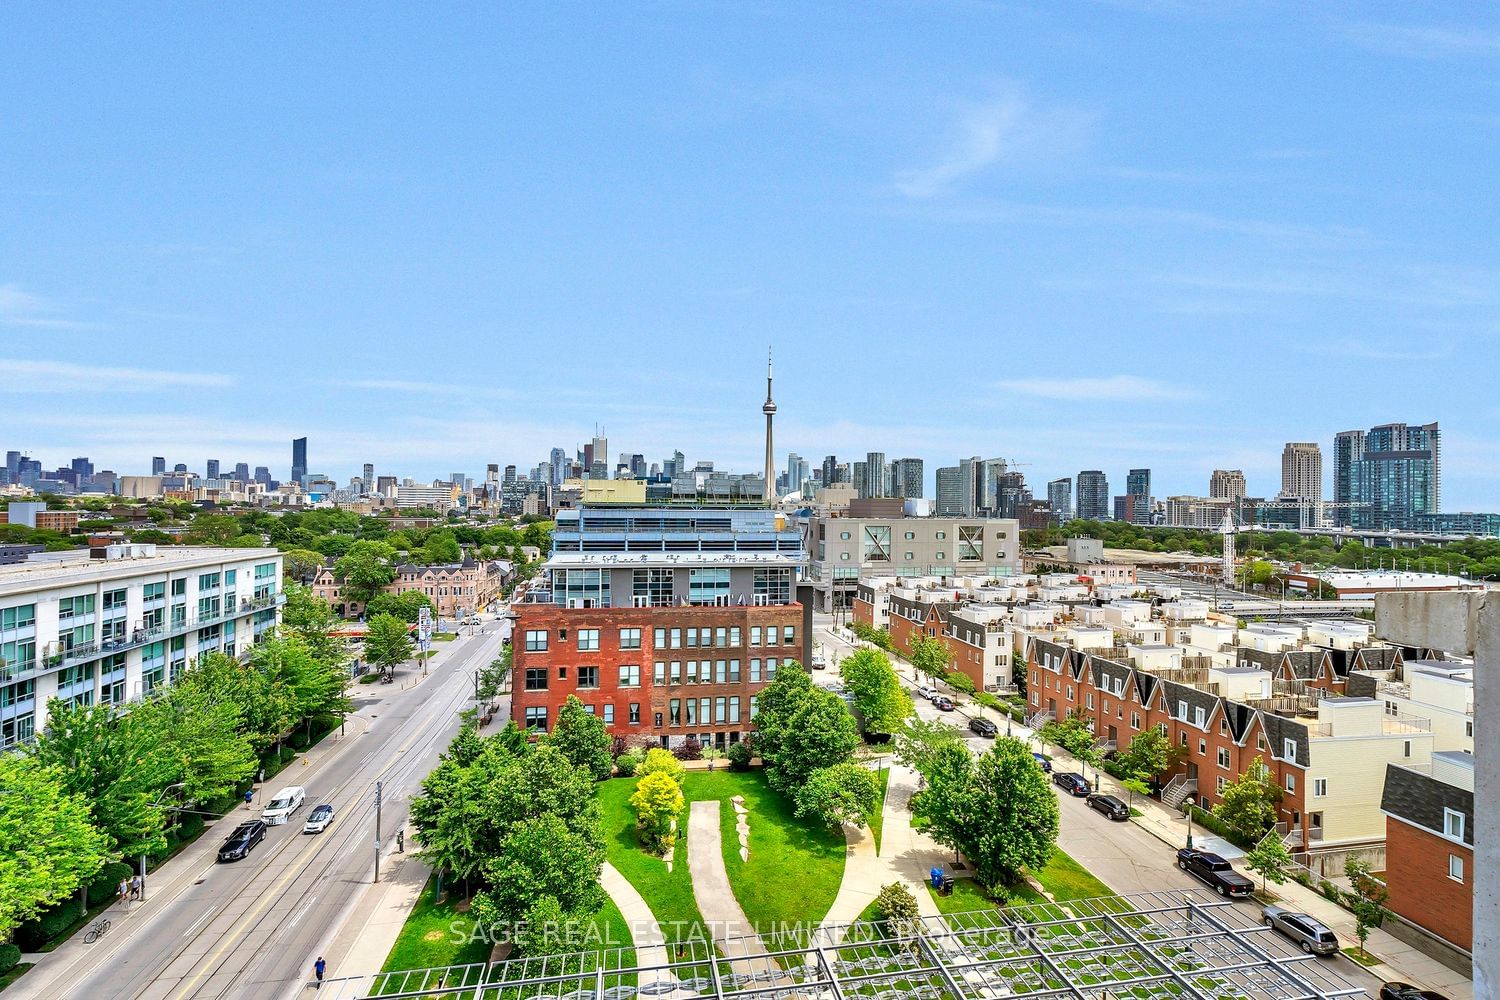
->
[0,283,104,331]
[1346,22,1500,59]
[0,359,233,391]
[892,90,1091,199]
[995,375,1202,403]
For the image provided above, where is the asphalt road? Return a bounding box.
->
[29,624,506,1000]
[811,613,1384,998]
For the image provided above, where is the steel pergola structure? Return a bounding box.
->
[313,890,1364,1000]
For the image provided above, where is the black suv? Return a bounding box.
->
[968,716,998,737]
[218,820,267,863]
[1086,792,1129,821]
[1175,848,1253,897]
[1052,772,1091,797]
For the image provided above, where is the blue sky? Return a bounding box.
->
[2,3,1497,507]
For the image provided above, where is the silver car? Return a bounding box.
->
[1262,906,1339,955]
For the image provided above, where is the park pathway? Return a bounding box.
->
[599,862,668,968]
[686,800,777,975]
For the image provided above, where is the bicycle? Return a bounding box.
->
[83,918,111,944]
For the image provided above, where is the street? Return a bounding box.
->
[810,613,1386,997]
[18,622,508,1000]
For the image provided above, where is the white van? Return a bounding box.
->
[262,786,306,825]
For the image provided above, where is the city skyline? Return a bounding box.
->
[4,6,1499,507]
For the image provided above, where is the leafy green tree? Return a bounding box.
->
[133,682,256,805]
[630,771,684,854]
[280,548,325,582]
[637,748,685,787]
[1117,727,1183,787]
[411,755,487,885]
[916,738,1059,891]
[364,589,436,623]
[1120,777,1151,810]
[1212,759,1283,841]
[279,583,347,670]
[795,762,881,829]
[471,813,604,931]
[908,636,951,680]
[476,647,511,700]
[1343,858,1388,959]
[1244,833,1292,893]
[753,664,859,795]
[874,882,921,940]
[894,716,966,779]
[1040,712,1096,759]
[481,742,602,850]
[420,530,463,565]
[0,755,110,941]
[839,648,913,737]
[334,540,398,603]
[29,700,174,858]
[363,613,413,678]
[185,514,242,545]
[546,696,613,781]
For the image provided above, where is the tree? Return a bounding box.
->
[471,813,604,931]
[894,716,966,780]
[908,636,951,680]
[280,584,346,667]
[1117,728,1183,788]
[476,647,511,700]
[1344,858,1389,960]
[1039,712,1096,759]
[0,755,110,941]
[546,696,613,781]
[753,664,860,795]
[185,514,242,546]
[873,882,921,940]
[637,747,685,786]
[364,590,435,623]
[1120,776,1151,810]
[420,530,463,565]
[29,700,174,859]
[281,548,325,583]
[839,649,913,737]
[363,613,413,679]
[917,738,1059,891]
[630,771,684,854]
[1212,759,1283,842]
[135,682,257,805]
[334,540,398,603]
[795,762,881,829]
[1244,833,1293,894]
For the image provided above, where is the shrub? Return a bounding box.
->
[176,812,206,842]
[1320,880,1341,902]
[727,741,754,771]
[614,748,644,778]
[638,748,686,786]
[673,737,703,761]
[874,882,920,938]
[87,861,135,908]
[631,771,685,855]
[0,943,19,974]
[15,903,81,951]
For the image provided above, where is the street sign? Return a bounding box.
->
[417,605,432,643]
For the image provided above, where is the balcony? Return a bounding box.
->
[0,593,285,683]
[1308,713,1430,737]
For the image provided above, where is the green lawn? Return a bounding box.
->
[380,874,493,976]
[927,875,1047,915]
[585,894,636,958]
[1028,848,1116,902]
[869,767,890,855]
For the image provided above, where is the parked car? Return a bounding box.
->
[1175,848,1254,897]
[1379,985,1450,1000]
[934,696,956,711]
[1262,906,1339,955]
[1086,792,1129,820]
[261,786,306,826]
[811,652,827,670]
[218,821,267,862]
[303,804,336,834]
[1032,753,1053,773]
[917,685,934,700]
[1053,772,1091,797]
[968,716,998,737]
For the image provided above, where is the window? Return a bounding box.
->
[729,659,741,682]
[1285,774,1296,793]
[688,568,731,605]
[1313,778,1327,797]
[619,664,640,687]
[1282,738,1297,761]
[655,627,666,648]
[1444,808,1466,841]
[935,551,946,560]
[603,704,615,725]
[729,697,741,723]
[685,699,696,726]
[935,531,946,540]
[686,628,698,648]
[578,629,600,651]
[557,666,568,680]
[715,697,727,723]
[670,628,681,649]
[669,699,681,726]
[1449,854,1465,883]
[750,626,762,646]
[764,627,778,647]
[523,667,548,690]
[629,703,641,724]
[750,696,758,719]
[633,569,674,607]
[686,661,699,684]
[171,578,186,596]
[782,625,795,646]
[524,706,548,731]
[754,568,791,604]
[670,662,682,684]
[619,628,641,650]
[715,660,727,683]
[1216,776,1226,793]
[766,657,779,678]
[839,530,851,540]
[1086,693,1094,710]
[730,627,741,646]
[1131,712,1141,730]
[103,589,127,611]
[0,604,35,631]
[654,662,665,684]
[1217,748,1230,769]
[198,572,220,591]
[1199,738,1207,756]
[750,659,761,682]
[525,630,548,652]
[58,595,96,620]
[1403,740,1412,758]
[958,525,983,561]
[862,525,891,562]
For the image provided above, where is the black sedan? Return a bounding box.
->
[968,716,998,737]
[218,820,267,862]
[1052,772,1091,797]
[1379,984,1451,1000]
[1032,753,1053,774]
[1086,792,1129,820]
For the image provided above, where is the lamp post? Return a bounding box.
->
[142,782,186,902]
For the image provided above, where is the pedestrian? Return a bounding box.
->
[117,878,130,904]
[314,956,326,988]
[130,874,142,900]
[397,829,404,853]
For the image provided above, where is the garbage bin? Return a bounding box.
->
[930,867,943,890]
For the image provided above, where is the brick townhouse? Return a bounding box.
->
[310,556,512,618]
[510,501,810,749]
[1381,752,1474,952]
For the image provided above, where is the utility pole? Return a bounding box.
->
[374,781,383,883]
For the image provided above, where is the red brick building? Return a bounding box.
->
[1381,755,1474,952]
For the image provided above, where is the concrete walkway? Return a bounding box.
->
[685,800,775,974]
[600,862,668,967]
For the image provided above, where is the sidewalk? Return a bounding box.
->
[685,800,776,974]
[323,841,431,982]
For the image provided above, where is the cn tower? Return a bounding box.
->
[762,349,776,503]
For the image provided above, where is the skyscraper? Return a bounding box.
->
[761,352,776,502]
[1350,422,1441,531]
[863,452,887,499]
[1209,469,1246,499]
[254,466,272,486]
[1332,430,1366,527]
[504,464,517,484]
[852,461,867,498]
[1047,478,1073,520]
[891,458,925,499]
[291,437,308,484]
[1075,470,1110,520]
[152,456,166,476]
[1125,468,1151,523]
[935,466,965,516]
[234,462,250,483]
[980,458,1007,513]
[206,459,220,480]
[70,457,93,478]
[590,432,609,479]
[957,456,986,517]
[820,455,838,490]
[1279,442,1323,527]
[362,463,375,489]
